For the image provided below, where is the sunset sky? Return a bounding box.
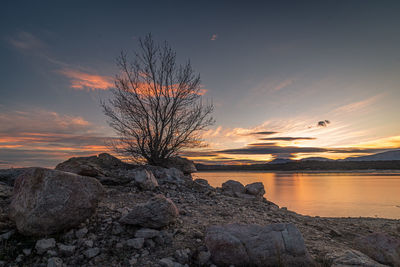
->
[1,1,400,167]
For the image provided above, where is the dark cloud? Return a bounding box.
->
[259,137,316,141]
[179,151,218,157]
[217,144,389,156]
[249,131,279,135]
[317,120,331,127]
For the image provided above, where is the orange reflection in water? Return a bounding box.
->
[194,171,400,219]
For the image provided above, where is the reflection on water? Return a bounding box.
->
[194,171,400,219]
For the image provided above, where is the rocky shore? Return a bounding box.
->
[0,153,399,266]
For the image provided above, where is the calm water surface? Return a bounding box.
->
[194,171,400,219]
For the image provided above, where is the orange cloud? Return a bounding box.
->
[59,69,114,91]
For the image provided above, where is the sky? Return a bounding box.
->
[1,0,400,167]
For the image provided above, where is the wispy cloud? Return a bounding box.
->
[334,95,382,114]
[7,31,45,50]
[0,108,113,168]
[272,79,294,92]
[58,69,114,91]
[259,137,316,141]
[211,34,218,41]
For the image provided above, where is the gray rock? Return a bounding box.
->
[245,182,265,198]
[197,251,211,265]
[75,227,88,239]
[148,166,188,184]
[175,248,191,264]
[47,257,63,267]
[0,230,15,241]
[57,243,76,256]
[35,238,56,255]
[161,156,197,175]
[355,232,400,266]
[84,240,94,248]
[83,247,100,258]
[111,222,124,235]
[327,249,387,267]
[9,168,104,236]
[127,238,144,249]
[135,228,160,239]
[55,153,129,178]
[120,194,179,229]
[205,223,313,266]
[130,169,158,190]
[22,248,32,256]
[221,180,245,197]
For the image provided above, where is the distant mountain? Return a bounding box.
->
[268,158,294,164]
[345,150,400,161]
[300,157,334,162]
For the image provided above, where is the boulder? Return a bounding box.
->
[355,232,400,266]
[129,169,158,190]
[326,249,387,267]
[161,156,197,175]
[9,168,104,236]
[205,223,313,266]
[55,153,135,185]
[147,166,190,184]
[245,182,265,198]
[120,194,179,229]
[221,180,245,197]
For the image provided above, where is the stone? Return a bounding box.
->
[161,156,197,175]
[9,168,104,236]
[57,244,76,256]
[355,232,400,266]
[75,227,88,239]
[205,223,313,266]
[148,166,188,184]
[47,257,63,267]
[221,180,245,197]
[35,238,56,255]
[84,240,94,248]
[245,182,265,198]
[22,248,31,256]
[175,248,191,264]
[197,251,211,265]
[0,230,15,241]
[326,249,387,267]
[135,228,160,239]
[83,247,100,258]
[55,153,127,177]
[130,169,158,190]
[159,258,175,267]
[126,238,144,249]
[120,194,179,229]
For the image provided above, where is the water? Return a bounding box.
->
[194,171,400,219]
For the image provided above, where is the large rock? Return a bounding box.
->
[9,168,104,236]
[205,223,313,266]
[161,156,197,175]
[55,153,135,185]
[146,166,190,184]
[221,180,245,197]
[129,169,158,190]
[355,232,400,266]
[120,194,179,229]
[326,249,387,267]
[245,182,265,198]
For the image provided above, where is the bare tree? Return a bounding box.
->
[102,34,214,165]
